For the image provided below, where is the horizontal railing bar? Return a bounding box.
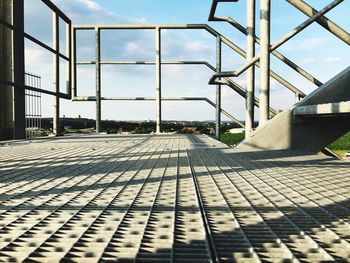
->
[25,72,41,78]
[286,0,350,45]
[212,16,323,87]
[73,95,244,127]
[73,24,304,100]
[73,96,209,101]
[76,61,217,71]
[0,18,70,61]
[41,0,71,24]
[0,80,70,99]
[73,24,210,30]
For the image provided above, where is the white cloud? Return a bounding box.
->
[184,42,210,53]
[325,56,341,63]
[76,0,101,11]
[126,42,139,53]
[281,37,326,51]
[304,57,316,63]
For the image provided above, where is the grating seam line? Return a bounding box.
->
[207,149,335,261]
[187,149,261,263]
[196,149,298,262]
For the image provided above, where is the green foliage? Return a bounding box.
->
[328,132,350,150]
[332,150,348,158]
[220,132,245,146]
[131,127,154,134]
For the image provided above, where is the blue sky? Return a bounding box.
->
[23,0,350,121]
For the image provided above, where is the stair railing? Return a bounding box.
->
[208,0,350,136]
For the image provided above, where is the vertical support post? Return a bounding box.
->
[13,0,26,139]
[95,27,101,133]
[295,92,300,103]
[66,22,72,99]
[0,0,14,140]
[53,12,60,136]
[246,0,256,138]
[156,27,161,134]
[72,27,77,98]
[215,36,222,140]
[259,0,271,126]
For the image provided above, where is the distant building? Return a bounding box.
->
[228,128,245,134]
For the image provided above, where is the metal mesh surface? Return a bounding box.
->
[0,134,349,262]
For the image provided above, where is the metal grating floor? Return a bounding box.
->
[0,134,350,262]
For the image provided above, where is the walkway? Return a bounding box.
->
[0,134,349,262]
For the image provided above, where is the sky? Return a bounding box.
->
[23,0,350,121]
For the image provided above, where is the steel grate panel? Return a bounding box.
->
[0,134,350,262]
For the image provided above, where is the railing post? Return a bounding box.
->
[72,27,77,98]
[215,36,222,140]
[66,22,72,99]
[53,12,60,136]
[156,27,161,134]
[259,0,271,126]
[95,27,101,133]
[246,0,256,138]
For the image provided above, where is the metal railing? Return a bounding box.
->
[73,24,290,138]
[0,0,72,137]
[208,0,350,137]
[25,73,42,139]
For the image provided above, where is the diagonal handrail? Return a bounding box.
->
[285,0,350,46]
[209,0,343,84]
[209,15,323,87]
[218,77,277,116]
[204,26,307,97]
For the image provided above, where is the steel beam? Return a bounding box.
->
[156,27,161,134]
[246,0,256,138]
[53,12,60,136]
[95,27,101,133]
[259,0,271,125]
[285,0,350,45]
[215,37,222,140]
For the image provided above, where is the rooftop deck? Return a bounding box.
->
[1,134,350,262]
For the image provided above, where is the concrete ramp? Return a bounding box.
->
[239,66,350,153]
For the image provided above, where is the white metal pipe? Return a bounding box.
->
[259,0,271,125]
[246,0,256,138]
[53,12,60,136]
[156,27,161,134]
[215,36,222,140]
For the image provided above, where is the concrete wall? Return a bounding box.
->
[0,0,26,140]
[0,0,14,140]
[238,66,350,153]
